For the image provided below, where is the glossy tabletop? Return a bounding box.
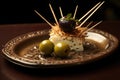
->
[0,21,120,80]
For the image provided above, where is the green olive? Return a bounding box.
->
[54,42,70,58]
[39,40,54,56]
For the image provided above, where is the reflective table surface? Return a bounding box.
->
[0,21,120,80]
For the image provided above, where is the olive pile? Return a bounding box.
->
[39,40,70,58]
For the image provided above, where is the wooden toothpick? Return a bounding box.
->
[83,21,102,34]
[78,1,105,27]
[78,2,101,22]
[59,7,64,18]
[86,21,93,28]
[73,5,78,19]
[49,4,59,25]
[34,10,53,27]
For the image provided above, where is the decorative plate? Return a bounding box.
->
[2,29,118,68]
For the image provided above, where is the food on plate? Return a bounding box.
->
[54,42,70,58]
[39,40,54,56]
[35,1,105,58]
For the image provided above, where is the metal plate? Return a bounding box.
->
[2,29,118,68]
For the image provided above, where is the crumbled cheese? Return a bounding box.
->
[49,32,84,52]
[49,25,87,52]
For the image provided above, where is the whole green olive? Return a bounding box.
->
[39,40,54,56]
[54,42,70,58]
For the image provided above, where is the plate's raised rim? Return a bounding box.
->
[2,29,119,68]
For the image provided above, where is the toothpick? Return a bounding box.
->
[59,7,63,18]
[34,10,53,27]
[83,21,102,34]
[49,4,59,25]
[77,21,93,36]
[86,21,93,28]
[78,1,105,27]
[73,5,78,19]
[78,2,101,22]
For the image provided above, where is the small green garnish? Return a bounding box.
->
[65,13,74,21]
[64,13,80,24]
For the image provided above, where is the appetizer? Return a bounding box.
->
[35,1,105,58]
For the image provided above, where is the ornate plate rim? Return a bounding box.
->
[2,29,119,68]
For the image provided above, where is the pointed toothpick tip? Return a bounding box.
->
[78,1,104,27]
[49,3,59,25]
[34,10,54,27]
[73,5,78,19]
[59,6,64,18]
[78,1,101,22]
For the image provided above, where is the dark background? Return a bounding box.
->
[0,0,119,24]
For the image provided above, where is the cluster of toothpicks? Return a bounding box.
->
[34,1,105,33]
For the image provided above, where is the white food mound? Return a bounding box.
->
[49,33,84,52]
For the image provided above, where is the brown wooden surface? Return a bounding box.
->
[0,21,120,80]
